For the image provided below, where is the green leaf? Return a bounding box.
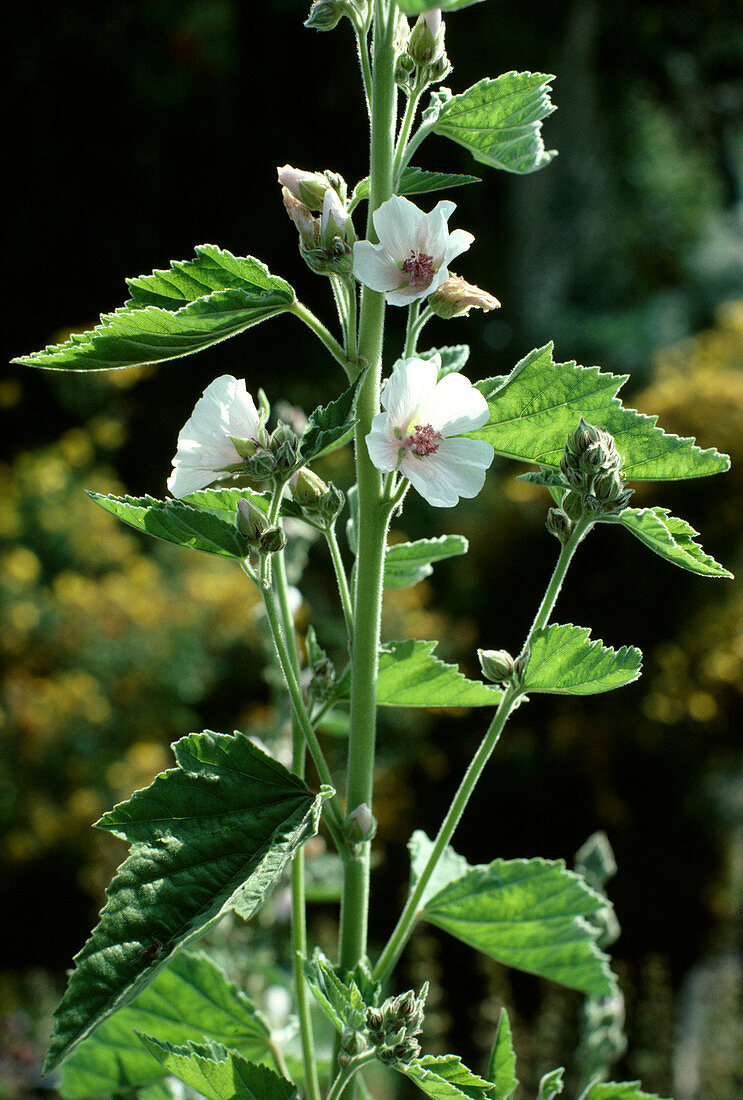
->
[88,493,248,559]
[537,1067,565,1099]
[45,732,323,1072]
[59,951,271,1098]
[138,1036,297,1100]
[376,640,503,707]
[612,507,733,578]
[185,486,305,523]
[475,343,730,480]
[409,830,471,911]
[13,246,295,371]
[384,535,468,589]
[420,853,616,997]
[395,0,486,14]
[432,73,556,174]
[401,1055,493,1099]
[419,345,471,378]
[354,167,480,203]
[521,624,642,695]
[301,375,361,464]
[486,1007,518,1100]
[304,950,368,1034]
[578,1082,670,1100]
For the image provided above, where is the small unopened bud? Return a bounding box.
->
[304,0,349,32]
[292,466,329,507]
[270,423,301,472]
[319,483,345,524]
[321,189,350,249]
[259,526,287,554]
[236,497,268,543]
[365,1007,383,1032]
[429,274,500,319]
[282,188,320,251]
[346,803,377,843]
[546,506,573,545]
[478,648,515,684]
[567,417,604,457]
[340,1028,367,1057]
[408,10,444,65]
[392,1038,421,1064]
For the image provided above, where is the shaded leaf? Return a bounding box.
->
[45,732,322,1072]
[14,246,294,371]
[88,493,247,559]
[474,344,729,480]
[402,1055,493,1099]
[521,624,642,695]
[420,853,616,997]
[384,535,468,589]
[354,167,480,202]
[138,1036,297,1100]
[578,1082,670,1100]
[396,0,485,12]
[304,950,368,1034]
[376,640,503,707]
[612,507,732,578]
[301,375,360,463]
[433,73,556,174]
[537,1067,565,1099]
[59,951,271,1098]
[419,345,471,378]
[486,1007,518,1100]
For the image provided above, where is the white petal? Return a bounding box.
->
[381,356,438,427]
[421,200,457,261]
[353,241,404,292]
[366,415,402,473]
[419,371,490,436]
[373,196,425,262]
[402,435,493,507]
[385,282,436,306]
[167,463,221,499]
[444,227,475,266]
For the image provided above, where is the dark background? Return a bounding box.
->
[4,1,742,1096]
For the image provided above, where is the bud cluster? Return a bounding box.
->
[236,497,286,556]
[236,419,301,483]
[365,983,428,1066]
[557,418,633,519]
[278,165,354,277]
[478,647,529,688]
[396,10,450,91]
[292,467,345,526]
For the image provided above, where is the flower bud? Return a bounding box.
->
[346,802,377,843]
[304,0,350,32]
[546,506,573,545]
[567,417,604,457]
[244,450,277,481]
[282,188,320,251]
[340,1028,367,1056]
[392,1037,421,1064]
[259,526,287,554]
[321,188,351,250]
[408,10,444,66]
[236,497,269,543]
[270,423,301,473]
[292,466,329,507]
[319,483,345,524]
[478,648,515,684]
[429,274,500,319]
[365,1006,383,1033]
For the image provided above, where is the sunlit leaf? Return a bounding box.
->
[88,493,247,559]
[578,1082,670,1100]
[537,1067,565,1099]
[376,640,503,707]
[354,167,480,202]
[301,375,361,463]
[138,1036,297,1100]
[401,1055,493,1099]
[611,507,733,577]
[486,1007,518,1100]
[384,535,468,589]
[521,624,642,695]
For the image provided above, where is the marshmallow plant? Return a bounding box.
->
[15,2,732,1099]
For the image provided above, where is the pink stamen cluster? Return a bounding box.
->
[406,423,443,457]
[401,250,435,289]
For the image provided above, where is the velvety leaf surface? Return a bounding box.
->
[409,831,471,911]
[579,1083,670,1100]
[14,246,294,371]
[401,1055,493,1099]
[486,1007,518,1100]
[420,855,616,996]
[184,487,304,522]
[303,950,368,1034]
[475,344,730,480]
[613,507,732,577]
[354,167,480,202]
[384,535,468,588]
[521,624,642,695]
[45,732,322,1072]
[433,73,557,173]
[88,494,247,558]
[301,375,360,463]
[138,1036,297,1100]
[59,951,271,1098]
[376,640,503,707]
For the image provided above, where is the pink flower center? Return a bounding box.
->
[401,250,436,289]
[405,423,442,457]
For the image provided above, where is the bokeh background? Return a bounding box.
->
[4,1,742,1097]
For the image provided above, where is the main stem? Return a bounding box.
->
[338,0,397,974]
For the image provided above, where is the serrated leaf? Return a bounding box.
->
[401,1054,493,1099]
[304,950,368,1033]
[185,486,304,523]
[14,246,295,371]
[45,732,322,1072]
[432,73,557,174]
[474,343,729,480]
[420,853,616,997]
[486,1007,518,1100]
[419,345,471,378]
[409,830,471,911]
[88,493,248,558]
[578,1082,670,1100]
[521,624,642,696]
[301,375,360,463]
[611,507,733,578]
[138,1036,297,1100]
[537,1067,565,1099]
[395,0,485,14]
[384,535,468,589]
[59,951,271,1098]
[376,640,503,707]
[354,166,481,203]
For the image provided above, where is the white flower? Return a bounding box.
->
[167,375,260,498]
[352,196,474,306]
[366,355,494,507]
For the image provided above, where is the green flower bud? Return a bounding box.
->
[365,1006,384,1032]
[478,648,515,684]
[319,483,345,524]
[244,451,276,481]
[408,10,444,66]
[340,1028,367,1056]
[292,466,329,507]
[392,1037,421,1064]
[236,497,269,543]
[563,490,583,521]
[259,526,287,554]
[346,802,377,843]
[546,506,573,545]
[304,0,349,33]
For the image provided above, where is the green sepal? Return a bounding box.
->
[474,343,730,481]
[431,73,557,174]
[301,374,361,464]
[537,1067,565,1099]
[394,0,486,14]
[303,949,369,1033]
[88,493,248,559]
[377,640,503,707]
[419,345,471,379]
[44,732,322,1072]
[353,166,480,204]
[13,246,295,371]
[486,1007,518,1100]
[609,507,733,578]
[578,1082,671,1100]
[400,1054,493,1099]
[384,535,468,589]
[137,1036,297,1100]
[59,951,271,1098]
[414,837,617,997]
[521,624,642,695]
